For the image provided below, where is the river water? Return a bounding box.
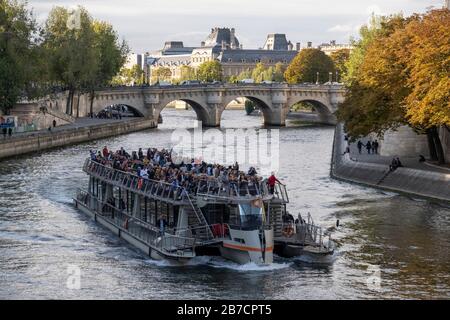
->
[0,109,449,300]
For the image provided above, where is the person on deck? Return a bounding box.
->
[268,172,281,194]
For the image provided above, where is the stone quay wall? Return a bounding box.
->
[331,124,450,203]
[0,118,156,161]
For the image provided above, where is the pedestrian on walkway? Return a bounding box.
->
[2,127,6,139]
[373,140,379,154]
[53,119,56,128]
[357,140,363,154]
[8,128,12,137]
[366,141,372,154]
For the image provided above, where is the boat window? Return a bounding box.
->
[233,238,245,244]
[238,203,263,229]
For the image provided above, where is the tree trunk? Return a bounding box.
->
[65,90,71,115]
[426,129,438,161]
[431,127,446,164]
[90,90,95,118]
[76,92,81,118]
[69,90,75,116]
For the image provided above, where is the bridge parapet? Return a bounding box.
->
[14,84,345,127]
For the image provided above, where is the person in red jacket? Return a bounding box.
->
[268,172,281,194]
[102,146,109,158]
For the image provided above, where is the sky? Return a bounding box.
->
[27,0,445,53]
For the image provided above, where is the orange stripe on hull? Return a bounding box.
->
[223,243,273,252]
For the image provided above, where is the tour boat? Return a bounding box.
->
[74,157,335,265]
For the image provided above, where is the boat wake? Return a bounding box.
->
[143,256,293,271]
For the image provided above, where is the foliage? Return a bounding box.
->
[197,60,222,82]
[152,67,172,83]
[284,48,335,84]
[111,64,143,86]
[245,100,255,115]
[330,49,350,81]
[229,62,286,83]
[0,0,41,114]
[178,65,197,82]
[337,9,450,163]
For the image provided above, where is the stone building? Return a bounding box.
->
[146,27,298,82]
[318,40,354,56]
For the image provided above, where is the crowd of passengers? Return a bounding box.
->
[89,146,281,197]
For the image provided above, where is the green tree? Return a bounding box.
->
[330,49,350,81]
[273,62,286,82]
[179,65,196,82]
[85,20,128,115]
[112,64,144,86]
[42,6,98,116]
[197,60,222,82]
[251,62,266,83]
[0,0,41,114]
[284,48,335,84]
[152,67,172,83]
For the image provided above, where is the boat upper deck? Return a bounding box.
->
[83,149,289,204]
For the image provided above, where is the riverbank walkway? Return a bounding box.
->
[345,137,450,174]
[0,117,139,142]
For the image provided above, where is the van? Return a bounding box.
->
[239,79,254,84]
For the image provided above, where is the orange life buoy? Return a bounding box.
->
[137,178,143,190]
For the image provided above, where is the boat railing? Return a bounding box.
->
[297,213,333,252]
[75,188,197,257]
[84,159,186,204]
[155,234,197,254]
[84,158,289,203]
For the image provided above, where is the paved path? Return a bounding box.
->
[1,117,139,141]
[346,137,450,174]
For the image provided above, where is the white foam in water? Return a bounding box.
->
[143,256,292,271]
[207,257,292,272]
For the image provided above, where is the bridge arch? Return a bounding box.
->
[287,97,336,125]
[155,97,213,127]
[220,95,274,127]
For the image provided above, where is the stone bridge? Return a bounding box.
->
[39,83,346,127]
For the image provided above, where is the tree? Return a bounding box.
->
[0,0,41,114]
[245,100,255,115]
[42,6,98,116]
[337,15,412,138]
[401,9,450,163]
[330,49,351,81]
[111,64,143,86]
[197,60,222,82]
[179,65,196,82]
[284,48,335,84]
[337,10,449,163]
[152,67,172,83]
[251,62,266,83]
[86,20,128,116]
[273,62,286,82]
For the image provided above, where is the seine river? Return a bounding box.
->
[0,109,449,299]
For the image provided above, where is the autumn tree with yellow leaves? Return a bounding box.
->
[337,9,450,164]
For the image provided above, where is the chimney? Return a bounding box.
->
[230,28,236,49]
[296,42,301,51]
[307,41,312,48]
[222,40,226,50]
[288,41,293,51]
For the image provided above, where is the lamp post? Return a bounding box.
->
[316,72,320,84]
[329,72,333,84]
